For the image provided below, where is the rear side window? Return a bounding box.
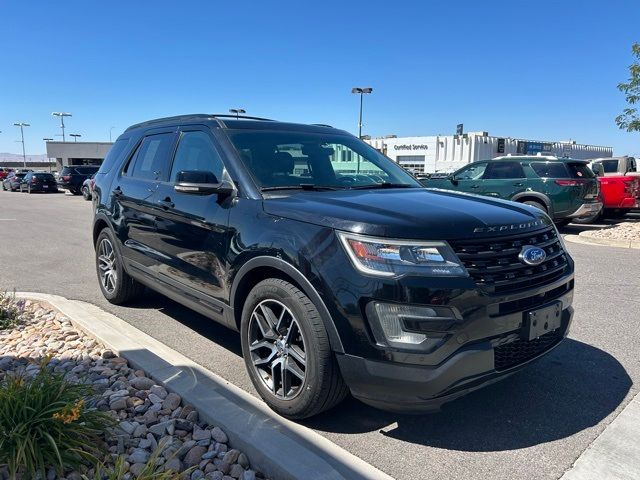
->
[530,162,568,178]
[129,133,175,181]
[567,163,595,179]
[76,166,100,174]
[630,158,637,172]
[599,160,619,173]
[98,138,130,174]
[483,161,525,179]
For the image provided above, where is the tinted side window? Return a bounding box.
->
[130,133,175,181]
[483,161,525,179]
[170,131,224,183]
[629,158,637,172]
[530,162,568,178]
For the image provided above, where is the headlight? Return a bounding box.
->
[338,232,468,278]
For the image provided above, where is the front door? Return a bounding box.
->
[152,127,231,306]
[449,162,488,193]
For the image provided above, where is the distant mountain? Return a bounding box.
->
[0,152,49,163]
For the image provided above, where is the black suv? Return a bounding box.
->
[92,114,575,419]
[57,165,100,194]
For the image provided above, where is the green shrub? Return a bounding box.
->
[0,291,24,330]
[0,361,115,479]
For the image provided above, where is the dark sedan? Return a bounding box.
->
[20,172,58,193]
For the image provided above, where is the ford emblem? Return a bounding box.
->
[519,246,547,266]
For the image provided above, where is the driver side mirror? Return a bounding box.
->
[449,174,458,185]
[174,170,236,196]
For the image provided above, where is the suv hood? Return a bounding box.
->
[262,188,552,240]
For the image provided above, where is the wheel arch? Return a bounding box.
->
[230,256,344,353]
[92,214,112,249]
[512,192,554,216]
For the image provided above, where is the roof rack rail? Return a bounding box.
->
[125,113,276,132]
[311,123,334,128]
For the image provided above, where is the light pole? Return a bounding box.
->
[70,133,82,142]
[351,87,373,139]
[43,138,54,172]
[13,122,30,168]
[52,112,72,142]
[229,108,246,119]
[109,126,116,142]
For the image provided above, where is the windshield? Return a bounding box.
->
[227,130,420,190]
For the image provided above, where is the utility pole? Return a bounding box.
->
[13,122,30,168]
[52,112,72,142]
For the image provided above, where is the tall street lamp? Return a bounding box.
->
[13,122,30,168]
[229,108,246,119]
[351,87,373,139]
[43,138,54,172]
[52,112,72,142]
[70,133,82,142]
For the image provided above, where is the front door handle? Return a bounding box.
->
[470,185,480,189]
[513,182,524,187]
[157,198,175,209]
[113,186,123,198]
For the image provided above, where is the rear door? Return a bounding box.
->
[566,162,599,202]
[151,127,231,306]
[113,129,177,271]
[478,161,527,199]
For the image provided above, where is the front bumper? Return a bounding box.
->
[567,202,603,218]
[337,301,573,413]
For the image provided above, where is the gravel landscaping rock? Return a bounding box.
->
[584,220,640,241]
[0,299,268,479]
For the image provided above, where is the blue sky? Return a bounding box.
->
[1,0,639,157]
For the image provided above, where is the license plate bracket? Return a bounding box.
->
[524,302,562,341]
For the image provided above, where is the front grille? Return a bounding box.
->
[494,328,563,371]
[450,226,569,295]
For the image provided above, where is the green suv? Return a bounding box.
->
[422,155,602,224]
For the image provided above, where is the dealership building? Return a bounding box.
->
[45,141,113,171]
[365,132,613,173]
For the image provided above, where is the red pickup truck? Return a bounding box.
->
[578,156,640,222]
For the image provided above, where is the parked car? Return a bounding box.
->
[0,167,12,180]
[57,165,100,194]
[93,114,575,419]
[574,157,640,222]
[2,172,27,191]
[422,155,602,225]
[81,174,96,200]
[19,172,58,193]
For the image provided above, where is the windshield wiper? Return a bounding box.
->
[261,184,343,192]
[349,182,416,190]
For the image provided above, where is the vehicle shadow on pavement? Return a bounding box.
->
[303,339,631,451]
[123,289,243,357]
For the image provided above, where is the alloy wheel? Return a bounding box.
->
[97,238,118,294]
[248,299,307,399]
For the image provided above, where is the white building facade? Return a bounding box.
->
[366,132,613,174]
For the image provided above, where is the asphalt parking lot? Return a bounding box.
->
[1,189,638,480]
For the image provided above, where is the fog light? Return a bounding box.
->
[366,302,457,351]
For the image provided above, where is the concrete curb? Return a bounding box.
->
[563,234,640,249]
[16,292,393,480]
[560,391,640,480]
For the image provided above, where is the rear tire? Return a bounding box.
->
[240,278,348,419]
[95,228,145,305]
[521,200,547,213]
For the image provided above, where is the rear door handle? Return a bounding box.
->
[470,185,480,189]
[513,182,524,187]
[157,198,174,209]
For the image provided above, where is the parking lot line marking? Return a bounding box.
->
[0,218,17,221]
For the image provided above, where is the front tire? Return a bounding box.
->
[82,186,91,200]
[95,229,144,304]
[241,278,348,419]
